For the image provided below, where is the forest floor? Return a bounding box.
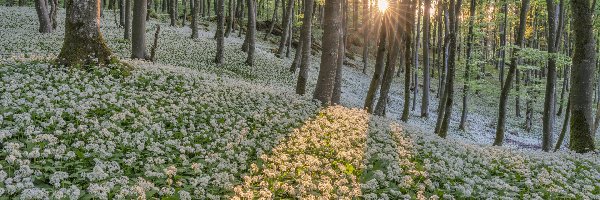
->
[0,6,599,199]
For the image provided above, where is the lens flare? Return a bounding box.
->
[377,0,389,12]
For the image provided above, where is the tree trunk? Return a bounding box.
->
[215,0,225,64]
[264,0,280,39]
[458,0,475,130]
[332,0,347,105]
[191,0,199,38]
[401,0,414,122]
[541,0,560,151]
[374,12,402,116]
[554,98,570,151]
[225,0,233,36]
[295,0,314,94]
[244,0,256,65]
[58,0,114,66]
[120,0,125,26]
[361,0,370,74]
[277,0,294,57]
[125,0,132,39]
[493,0,529,146]
[313,0,342,105]
[132,0,148,59]
[412,4,421,111]
[435,0,462,138]
[569,0,596,153]
[364,15,387,113]
[498,0,507,89]
[183,0,187,26]
[290,43,303,72]
[421,0,431,118]
[170,0,177,26]
[35,0,53,33]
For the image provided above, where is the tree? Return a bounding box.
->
[361,0,370,74]
[401,0,414,122]
[458,0,475,130]
[170,0,177,26]
[434,0,461,138]
[568,0,596,153]
[244,0,256,65]
[421,0,431,118]
[125,0,132,39]
[497,0,507,89]
[34,0,53,33]
[412,1,421,111]
[215,0,225,64]
[132,0,148,59]
[277,0,294,57]
[541,0,562,151]
[374,4,402,116]
[264,0,280,39]
[192,0,200,38]
[493,0,529,146]
[332,0,348,104]
[364,14,388,113]
[57,0,114,66]
[295,0,315,95]
[313,0,342,105]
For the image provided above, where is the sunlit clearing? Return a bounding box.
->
[378,0,389,12]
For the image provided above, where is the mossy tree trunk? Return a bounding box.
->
[58,0,114,66]
[569,0,596,153]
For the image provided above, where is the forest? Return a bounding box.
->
[0,0,599,198]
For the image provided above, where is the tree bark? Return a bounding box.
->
[458,0,475,130]
[435,0,461,138]
[412,3,421,111]
[277,0,294,57]
[58,0,114,66]
[215,0,225,64]
[541,0,560,151]
[191,0,199,38]
[374,11,402,116]
[244,0,256,65]
[35,0,53,33]
[132,0,148,59]
[569,0,596,153]
[264,0,280,39]
[313,0,342,105]
[364,15,387,113]
[401,0,414,122]
[295,0,314,94]
[361,0,370,74]
[332,0,347,105]
[493,0,529,146]
[125,0,132,39]
[421,0,431,118]
[170,0,177,26]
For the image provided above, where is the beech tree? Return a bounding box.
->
[493,0,529,146]
[295,0,314,95]
[568,0,596,153]
[313,0,342,105]
[58,0,114,66]
[132,0,148,59]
